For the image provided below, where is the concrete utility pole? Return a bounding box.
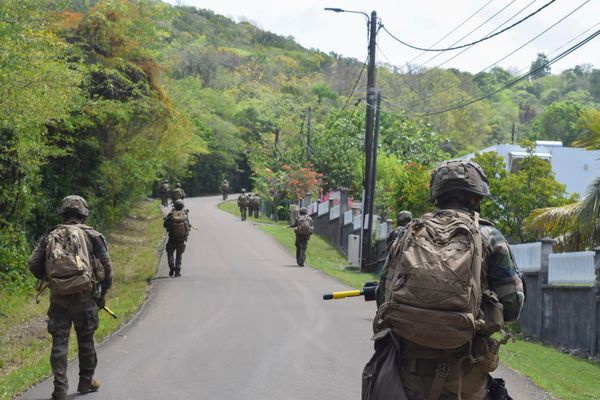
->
[361,10,378,272]
[366,91,382,270]
[324,7,378,272]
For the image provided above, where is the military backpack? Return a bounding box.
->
[376,209,483,350]
[296,215,313,236]
[169,210,188,241]
[45,224,95,296]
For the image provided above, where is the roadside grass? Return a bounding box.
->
[219,200,600,400]
[500,339,600,400]
[0,199,165,400]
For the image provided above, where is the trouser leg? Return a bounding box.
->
[175,242,186,272]
[72,296,99,385]
[166,240,176,272]
[47,303,72,392]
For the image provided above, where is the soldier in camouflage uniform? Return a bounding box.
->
[221,179,230,200]
[251,193,261,218]
[163,199,191,277]
[28,196,113,400]
[171,182,186,203]
[237,189,249,221]
[159,180,170,207]
[373,160,524,400]
[386,210,412,249]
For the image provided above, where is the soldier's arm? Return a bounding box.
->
[27,235,48,280]
[485,227,525,322]
[163,213,172,230]
[87,229,114,291]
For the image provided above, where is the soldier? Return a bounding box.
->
[293,207,313,267]
[163,199,191,277]
[251,193,261,218]
[247,193,255,218]
[237,189,249,221]
[159,180,170,207]
[369,160,524,400]
[171,183,186,203]
[28,195,113,400]
[385,210,412,249]
[221,179,230,200]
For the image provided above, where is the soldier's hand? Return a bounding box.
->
[96,295,106,309]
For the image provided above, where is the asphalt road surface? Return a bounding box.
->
[19,195,553,400]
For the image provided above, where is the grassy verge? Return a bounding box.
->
[0,199,165,399]
[500,339,600,400]
[219,200,600,400]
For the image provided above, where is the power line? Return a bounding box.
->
[382,0,556,52]
[404,0,593,111]
[396,28,600,117]
[423,0,539,75]
[405,0,495,66]
[327,57,367,128]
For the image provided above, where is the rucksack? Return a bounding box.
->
[169,210,188,240]
[238,194,248,207]
[45,224,95,296]
[296,216,313,236]
[375,209,483,350]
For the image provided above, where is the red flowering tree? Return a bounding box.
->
[280,164,323,201]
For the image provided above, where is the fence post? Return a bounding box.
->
[592,246,600,357]
[303,192,312,208]
[540,237,555,284]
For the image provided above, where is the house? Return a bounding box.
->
[462,141,600,197]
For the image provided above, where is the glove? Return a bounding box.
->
[96,295,106,309]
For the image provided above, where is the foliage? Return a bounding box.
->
[530,53,551,79]
[473,147,574,243]
[392,162,434,218]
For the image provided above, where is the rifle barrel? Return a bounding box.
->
[323,289,362,300]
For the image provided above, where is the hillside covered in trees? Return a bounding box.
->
[1,0,599,285]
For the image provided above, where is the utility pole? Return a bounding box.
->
[366,91,382,270]
[324,7,378,272]
[361,10,378,272]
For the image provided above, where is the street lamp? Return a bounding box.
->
[325,7,379,272]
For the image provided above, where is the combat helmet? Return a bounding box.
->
[176,183,182,188]
[397,210,412,225]
[429,160,491,202]
[299,207,308,215]
[173,199,185,210]
[60,195,89,217]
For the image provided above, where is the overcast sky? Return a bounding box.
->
[164,0,599,75]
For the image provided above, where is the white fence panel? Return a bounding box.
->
[510,242,542,272]
[353,214,362,230]
[344,210,353,225]
[308,202,318,215]
[378,222,389,240]
[318,201,329,216]
[329,205,340,221]
[548,251,596,285]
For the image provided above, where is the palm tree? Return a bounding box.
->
[523,109,600,250]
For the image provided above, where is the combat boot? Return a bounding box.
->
[51,390,67,400]
[77,378,100,393]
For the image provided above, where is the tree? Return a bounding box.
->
[473,147,573,243]
[529,53,551,79]
[524,109,600,250]
[530,101,587,145]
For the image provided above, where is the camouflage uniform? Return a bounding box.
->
[28,201,113,398]
[221,180,230,200]
[294,211,313,267]
[163,204,190,277]
[159,181,170,207]
[238,191,249,221]
[171,184,186,202]
[372,161,524,400]
[391,219,524,400]
[251,194,261,218]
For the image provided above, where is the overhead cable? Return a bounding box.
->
[382,0,556,52]
[405,0,495,66]
[399,28,600,117]
[326,57,368,128]
[406,0,593,109]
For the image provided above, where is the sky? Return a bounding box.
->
[164,0,600,75]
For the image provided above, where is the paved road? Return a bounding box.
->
[19,195,552,400]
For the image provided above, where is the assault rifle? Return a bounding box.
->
[323,281,378,302]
